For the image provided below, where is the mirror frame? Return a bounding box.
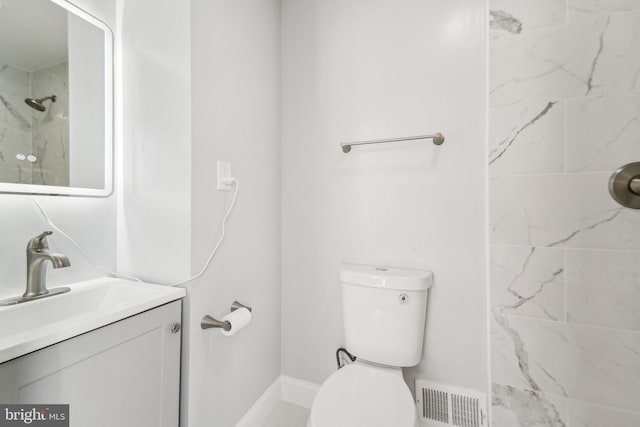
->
[0,0,113,197]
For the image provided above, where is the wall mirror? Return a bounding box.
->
[0,0,113,196]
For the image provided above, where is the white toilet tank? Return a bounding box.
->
[340,264,432,367]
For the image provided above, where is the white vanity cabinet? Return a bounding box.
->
[0,300,182,427]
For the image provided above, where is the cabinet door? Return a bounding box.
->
[0,301,182,427]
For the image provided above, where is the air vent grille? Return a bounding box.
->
[423,388,449,423]
[415,379,487,427]
[452,394,480,427]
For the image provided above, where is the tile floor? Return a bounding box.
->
[263,401,310,427]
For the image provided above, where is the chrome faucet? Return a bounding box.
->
[0,231,72,306]
[25,231,71,298]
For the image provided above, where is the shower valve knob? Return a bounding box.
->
[609,162,640,209]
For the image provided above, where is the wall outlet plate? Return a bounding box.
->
[217,160,232,191]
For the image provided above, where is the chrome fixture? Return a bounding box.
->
[201,301,252,331]
[25,231,71,297]
[340,133,445,153]
[609,162,640,209]
[24,95,57,112]
[0,231,71,306]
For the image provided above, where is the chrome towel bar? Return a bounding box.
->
[340,133,445,153]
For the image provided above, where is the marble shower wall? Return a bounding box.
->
[31,62,69,187]
[0,62,69,186]
[0,63,33,183]
[489,1,640,426]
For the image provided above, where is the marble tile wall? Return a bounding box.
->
[0,62,69,186]
[0,63,33,184]
[489,0,640,426]
[31,62,69,187]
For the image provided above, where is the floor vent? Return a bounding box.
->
[415,379,487,427]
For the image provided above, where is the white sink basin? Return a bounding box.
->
[0,277,186,364]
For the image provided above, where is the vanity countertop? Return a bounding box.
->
[0,277,185,364]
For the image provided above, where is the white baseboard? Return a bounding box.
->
[235,376,321,427]
[280,376,320,409]
[235,378,283,427]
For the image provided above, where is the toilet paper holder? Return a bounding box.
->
[201,301,253,331]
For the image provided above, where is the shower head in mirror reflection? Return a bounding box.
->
[24,95,57,112]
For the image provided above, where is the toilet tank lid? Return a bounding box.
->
[340,263,433,291]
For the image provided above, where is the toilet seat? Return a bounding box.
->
[309,362,417,427]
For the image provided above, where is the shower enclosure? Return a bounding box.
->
[488,1,640,425]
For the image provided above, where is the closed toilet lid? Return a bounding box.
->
[310,363,417,427]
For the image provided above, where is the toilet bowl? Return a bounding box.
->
[307,264,433,427]
[308,361,417,427]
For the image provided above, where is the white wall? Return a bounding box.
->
[116,0,191,285]
[117,2,282,426]
[281,0,488,392]
[0,0,116,301]
[116,3,193,424]
[185,1,282,426]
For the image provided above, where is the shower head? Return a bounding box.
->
[24,95,57,112]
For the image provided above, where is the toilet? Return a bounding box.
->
[308,263,433,427]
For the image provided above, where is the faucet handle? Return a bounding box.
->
[28,231,53,250]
